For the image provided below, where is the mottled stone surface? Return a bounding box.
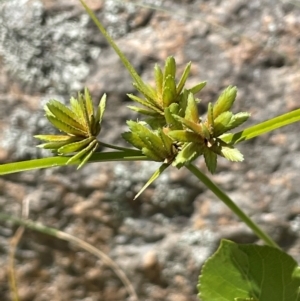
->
[0,0,300,300]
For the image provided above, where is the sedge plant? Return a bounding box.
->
[1,1,300,300]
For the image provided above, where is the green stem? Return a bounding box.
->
[186,163,280,249]
[98,141,140,152]
[0,151,148,175]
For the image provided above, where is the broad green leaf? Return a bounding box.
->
[213,86,237,118]
[168,130,202,143]
[154,64,163,97]
[213,111,234,136]
[185,92,199,123]
[164,56,176,80]
[46,115,86,136]
[221,146,244,162]
[176,61,191,94]
[188,81,206,94]
[134,163,169,199]
[58,137,94,154]
[203,148,217,173]
[198,240,300,301]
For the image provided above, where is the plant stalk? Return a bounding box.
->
[186,163,280,249]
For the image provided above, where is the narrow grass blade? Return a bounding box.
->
[80,0,153,100]
[0,151,147,175]
[134,163,169,199]
[220,109,300,145]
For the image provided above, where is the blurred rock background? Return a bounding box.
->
[0,0,300,300]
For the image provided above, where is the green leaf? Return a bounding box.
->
[34,135,75,142]
[127,93,162,114]
[144,117,166,130]
[77,140,99,169]
[132,82,157,105]
[70,97,84,122]
[188,81,206,94]
[67,139,98,167]
[176,61,191,94]
[168,103,180,115]
[173,142,203,168]
[46,115,86,136]
[84,87,94,119]
[226,112,250,131]
[46,100,85,130]
[162,77,176,107]
[168,130,202,143]
[164,56,176,80]
[78,92,91,133]
[126,121,165,160]
[220,109,300,145]
[134,163,169,199]
[58,137,94,154]
[221,146,244,162]
[213,111,234,136]
[154,64,163,97]
[207,102,214,127]
[36,141,70,150]
[142,147,163,162]
[200,123,211,140]
[213,86,237,119]
[95,93,106,124]
[164,107,183,130]
[173,115,203,135]
[203,148,217,173]
[185,92,199,123]
[122,131,145,150]
[127,106,161,117]
[198,240,300,301]
[158,129,174,157]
